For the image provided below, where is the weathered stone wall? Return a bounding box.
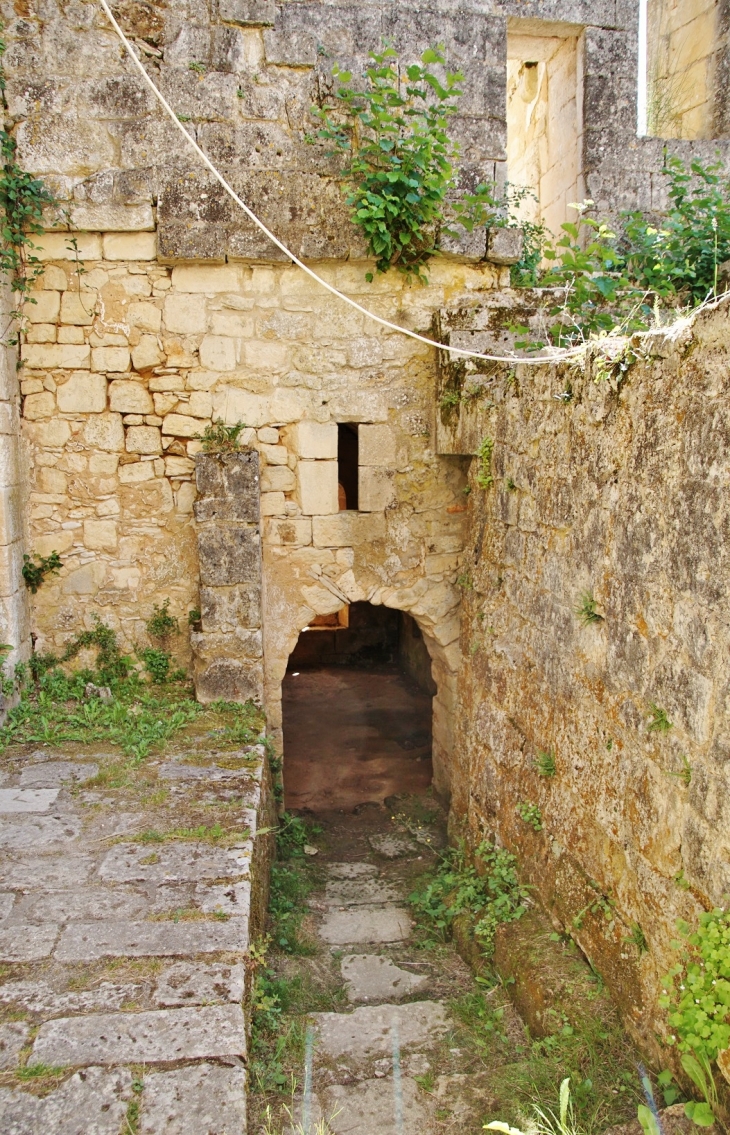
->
[437,299,730,1053]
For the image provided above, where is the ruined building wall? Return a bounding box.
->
[437,300,730,1052]
[647,0,719,138]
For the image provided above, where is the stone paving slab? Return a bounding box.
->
[325,878,402,906]
[0,1022,29,1070]
[14,886,150,922]
[0,922,59,961]
[327,862,378,879]
[19,762,98,787]
[0,893,14,920]
[139,1063,246,1134]
[0,813,82,848]
[341,953,429,1002]
[311,1000,451,1060]
[31,1004,247,1066]
[320,904,412,945]
[0,788,60,812]
[368,833,418,858]
[54,916,249,960]
[4,855,95,889]
[0,1067,132,1135]
[99,842,249,884]
[154,961,245,1006]
[0,979,144,1014]
[324,1076,434,1135]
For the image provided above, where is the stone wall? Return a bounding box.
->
[436,298,730,1053]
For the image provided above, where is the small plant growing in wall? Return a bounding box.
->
[624,922,648,954]
[188,607,202,631]
[534,750,556,778]
[197,420,247,454]
[516,801,543,831]
[22,550,62,594]
[146,599,178,640]
[666,753,692,787]
[574,590,603,626]
[648,704,673,733]
[475,436,494,490]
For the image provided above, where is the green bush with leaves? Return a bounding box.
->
[661,908,730,1062]
[313,45,463,281]
[22,551,62,594]
[146,599,178,640]
[197,420,247,453]
[409,839,530,957]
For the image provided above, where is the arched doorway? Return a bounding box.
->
[281,601,436,811]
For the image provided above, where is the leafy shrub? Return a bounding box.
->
[197,419,247,453]
[661,908,730,1061]
[409,839,530,957]
[22,551,62,593]
[146,599,178,640]
[138,647,172,684]
[313,45,463,281]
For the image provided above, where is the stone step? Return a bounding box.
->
[341,953,429,1003]
[319,903,412,945]
[310,1000,451,1062]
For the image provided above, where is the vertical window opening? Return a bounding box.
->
[338,423,359,511]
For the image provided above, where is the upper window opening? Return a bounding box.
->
[338,423,359,511]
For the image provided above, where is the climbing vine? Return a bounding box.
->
[0,25,55,342]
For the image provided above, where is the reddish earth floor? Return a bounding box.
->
[282,664,433,811]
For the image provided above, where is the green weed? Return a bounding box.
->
[575,591,603,626]
[146,599,178,639]
[476,436,494,489]
[535,750,556,778]
[516,801,543,831]
[647,704,673,733]
[197,419,247,453]
[22,550,62,593]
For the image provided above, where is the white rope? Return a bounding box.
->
[97,0,582,366]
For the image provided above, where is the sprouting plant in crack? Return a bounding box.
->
[516,801,543,831]
[647,704,672,733]
[624,922,648,953]
[476,436,494,489]
[534,750,556,778]
[574,590,603,626]
[665,753,691,786]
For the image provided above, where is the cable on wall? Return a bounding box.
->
[96,0,584,367]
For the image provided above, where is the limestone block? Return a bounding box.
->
[153,393,178,416]
[0,1066,132,1132]
[25,291,60,323]
[102,232,157,261]
[57,372,107,414]
[23,420,71,448]
[83,519,118,552]
[118,462,155,484]
[312,513,387,547]
[54,918,250,961]
[198,527,261,586]
[34,531,75,557]
[70,202,155,231]
[83,413,125,452]
[359,424,396,466]
[220,0,276,25]
[37,467,68,494]
[61,561,107,595]
[23,391,56,420]
[261,465,295,492]
[60,291,96,325]
[263,517,312,546]
[189,391,213,418]
[195,657,264,704]
[291,420,337,459]
[109,380,154,415]
[21,343,90,369]
[163,293,208,335]
[165,456,195,477]
[162,413,206,438]
[176,482,197,512]
[260,444,288,465]
[486,227,524,265]
[127,302,162,332]
[200,335,237,371]
[358,467,396,512]
[27,323,56,343]
[36,232,102,261]
[212,387,268,428]
[126,426,162,455]
[89,454,119,474]
[92,347,131,373]
[260,491,286,516]
[200,584,262,631]
[194,452,259,522]
[297,460,338,515]
[171,265,241,292]
[131,336,164,371]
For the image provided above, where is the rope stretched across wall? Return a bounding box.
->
[96,0,582,367]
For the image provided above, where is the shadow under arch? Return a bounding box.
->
[281,601,438,812]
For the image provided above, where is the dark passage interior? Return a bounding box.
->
[282,603,435,812]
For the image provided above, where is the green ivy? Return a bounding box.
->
[0,25,55,340]
[22,550,62,594]
[475,436,494,489]
[313,45,463,282]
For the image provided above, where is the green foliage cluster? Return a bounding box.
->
[138,647,172,684]
[0,26,56,340]
[409,839,530,957]
[661,908,730,1063]
[648,704,673,733]
[313,46,464,281]
[197,419,248,453]
[535,750,557,778]
[475,435,494,489]
[22,551,62,593]
[516,801,543,831]
[267,813,322,954]
[146,599,178,639]
[575,591,604,627]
